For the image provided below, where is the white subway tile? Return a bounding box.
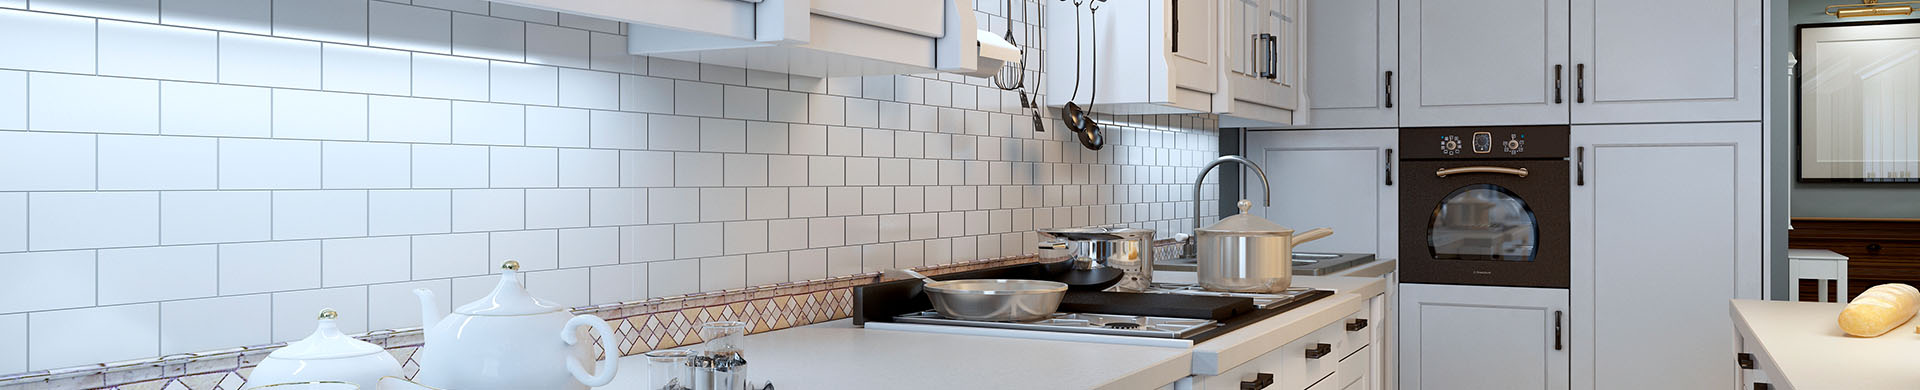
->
[369,96,451,143]
[0,251,94,314]
[825,76,860,97]
[647,259,698,298]
[98,245,217,304]
[588,110,646,150]
[219,241,321,295]
[527,23,588,69]
[825,246,860,276]
[0,314,17,374]
[324,141,411,189]
[160,0,268,34]
[411,144,488,188]
[589,263,646,303]
[808,156,844,186]
[769,90,808,123]
[809,94,845,125]
[558,227,618,268]
[29,73,159,134]
[893,240,924,268]
[219,33,321,89]
[845,157,878,186]
[369,190,451,236]
[30,192,158,250]
[787,124,826,155]
[648,188,699,224]
[158,294,269,355]
[273,190,368,240]
[412,0,487,14]
[98,20,216,82]
[452,189,524,232]
[160,82,270,138]
[98,135,215,190]
[161,191,270,245]
[561,14,620,34]
[767,155,809,187]
[745,188,787,220]
[826,126,862,156]
[745,70,785,89]
[271,287,367,342]
[451,101,525,145]
[699,64,745,85]
[909,213,937,239]
[845,98,878,128]
[910,105,938,132]
[722,220,766,255]
[673,223,722,258]
[220,138,319,189]
[524,268,588,307]
[323,44,411,95]
[29,304,158,370]
[826,187,861,216]
[32,0,155,21]
[649,57,699,80]
[0,71,18,130]
[491,62,558,105]
[895,187,925,213]
[674,152,721,187]
[674,81,722,117]
[808,217,844,248]
[448,274,493,309]
[723,154,767,187]
[556,68,618,110]
[323,236,410,286]
[789,248,826,281]
[274,89,367,140]
[647,115,698,151]
[699,256,745,291]
[861,75,895,100]
[0,131,94,191]
[619,150,672,187]
[744,252,785,286]
[412,53,489,100]
[863,187,896,214]
[588,188,644,226]
[490,229,556,271]
[0,9,95,73]
[588,32,639,74]
[788,187,824,218]
[700,188,744,222]
[527,106,589,147]
[620,224,672,262]
[862,129,896,157]
[879,158,910,185]
[879,102,909,130]
[744,122,787,154]
[490,147,558,188]
[860,243,893,271]
[722,86,768,120]
[766,219,808,251]
[620,75,674,113]
[489,3,555,23]
[271,0,367,44]
[700,118,746,152]
[0,194,18,253]
[526,189,587,229]
[559,149,618,187]
[367,279,447,330]
[412,233,487,279]
[846,216,878,245]
[369,1,449,53]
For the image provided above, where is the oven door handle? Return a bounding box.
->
[1435,166,1529,178]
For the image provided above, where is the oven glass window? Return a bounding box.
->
[1428,184,1539,262]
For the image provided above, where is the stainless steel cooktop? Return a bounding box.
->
[892,311,1219,339]
[1142,283,1319,309]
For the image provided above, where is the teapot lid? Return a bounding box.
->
[269,309,387,360]
[1198,200,1293,236]
[453,261,566,316]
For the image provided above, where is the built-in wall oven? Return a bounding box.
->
[1398,126,1569,288]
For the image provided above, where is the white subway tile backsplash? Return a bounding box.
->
[271,287,367,342]
[672,152,722,187]
[0,194,19,253]
[723,86,768,121]
[271,0,367,44]
[561,13,620,34]
[323,236,410,287]
[787,124,827,155]
[588,32,639,74]
[491,147,559,188]
[98,245,217,305]
[159,294,270,355]
[588,188,644,227]
[845,157,879,186]
[452,189,525,232]
[648,115,699,151]
[490,61,558,106]
[0,71,19,130]
[826,126,861,156]
[491,229,557,271]
[0,251,95,314]
[324,141,411,189]
[619,224,672,262]
[647,259,699,298]
[825,246,860,276]
[160,82,271,138]
[219,241,321,295]
[221,139,321,190]
[273,190,368,240]
[619,150,671,188]
[588,110,646,150]
[789,249,826,281]
[98,20,217,82]
[527,23,588,69]
[589,263,646,303]
[526,189,588,229]
[369,96,452,143]
[161,191,270,245]
[367,279,447,330]
[700,188,745,222]
[559,69,618,110]
[744,122,787,154]
[620,75,674,114]
[559,149,619,187]
[412,53,490,100]
[700,118,746,153]
[808,156,845,186]
[323,44,411,95]
[274,89,367,141]
[647,188,699,224]
[32,0,155,21]
[0,131,95,191]
[523,268,588,307]
[559,227,619,268]
[219,33,321,89]
[412,233,487,279]
[488,3,556,24]
[369,190,451,236]
[527,107,590,148]
[650,58,699,80]
[412,144,488,188]
[845,99,879,128]
[160,0,269,34]
[0,314,18,374]
[452,101,525,145]
[30,73,159,135]
[674,81,723,118]
[699,256,745,291]
[369,1,450,53]
[672,223,722,259]
[0,9,95,74]
[97,135,216,190]
[846,216,878,245]
[411,0,488,14]
[769,90,808,123]
[724,154,768,187]
[826,187,861,217]
[29,304,158,370]
[31,192,159,251]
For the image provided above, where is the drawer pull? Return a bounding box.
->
[1347,318,1369,332]
[1754,383,1771,390]
[1239,372,1274,390]
[1737,352,1756,370]
[1305,343,1332,359]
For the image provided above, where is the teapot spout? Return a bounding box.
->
[413,288,444,328]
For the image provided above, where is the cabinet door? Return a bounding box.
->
[1219,0,1297,126]
[1293,0,1397,129]
[1570,123,1762,390]
[1244,129,1397,259]
[1399,0,1569,126]
[1266,0,1300,109]
[1569,0,1760,123]
[1399,283,1569,390]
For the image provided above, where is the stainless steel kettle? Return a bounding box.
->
[1196,200,1333,293]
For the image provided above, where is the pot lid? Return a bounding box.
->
[1036,226,1155,241]
[453,261,566,316]
[268,309,387,360]
[1198,200,1294,236]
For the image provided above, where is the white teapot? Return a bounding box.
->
[246,309,403,389]
[411,261,619,389]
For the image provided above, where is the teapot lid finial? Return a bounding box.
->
[317,308,338,320]
[502,260,520,271]
[451,260,565,316]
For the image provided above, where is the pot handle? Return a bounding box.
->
[1291,228,1334,245]
[561,314,621,387]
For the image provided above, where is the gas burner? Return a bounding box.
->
[892,311,1218,338]
[1143,283,1319,309]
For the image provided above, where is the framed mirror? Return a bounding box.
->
[1799,21,1920,182]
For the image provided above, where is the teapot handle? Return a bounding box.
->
[561,314,621,387]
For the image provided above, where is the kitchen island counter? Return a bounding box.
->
[1732,299,1920,389]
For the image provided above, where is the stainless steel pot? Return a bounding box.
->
[1035,227,1157,292]
[1196,200,1333,293]
[923,279,1068,322]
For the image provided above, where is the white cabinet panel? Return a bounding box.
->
[1400,283,1568,390]
[1570,0,1760,123]
[1570,123,1762,390]
[1245,129,1397,259]
[1292,0,1396,129]
[1399,0,1569,126]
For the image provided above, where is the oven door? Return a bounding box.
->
[1398,159,1568,288]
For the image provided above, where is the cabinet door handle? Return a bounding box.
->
[1554,65,1564,104]
[1737,352,1756,369]
[1251,34,1265,78]
[1554,310,1564,351]
[1240,373,1274,390]
[1576,147,1586,186]
[1171,0,1179,53]
[1576,64,1586,103]
[1384,71,1395,108]
[1347,318,1369,332]
[1305,343,1332,359]
[1384,149,1395,186]
[1754,383,1771,390]
[1266,34,1278,80]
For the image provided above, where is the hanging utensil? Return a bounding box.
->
[1060,0,1108,150]
[993,0,1028,91]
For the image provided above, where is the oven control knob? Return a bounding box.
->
[1505,134,1526,154]
[1439,135,1462,155]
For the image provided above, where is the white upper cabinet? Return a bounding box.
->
[1046,0,1220,115]
[1570,0,1761,123]
[1287,0,1398,129]
[1399,0,1570,127]
[487,0,983,77]
[1218,0,1303,127]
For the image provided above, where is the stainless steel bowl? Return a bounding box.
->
[922,279,1068,322]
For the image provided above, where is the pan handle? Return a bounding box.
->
[1291,228,1333,245]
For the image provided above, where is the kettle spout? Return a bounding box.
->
[413,288,444,328]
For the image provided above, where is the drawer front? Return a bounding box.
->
[1202,309,1361,390]
[1334,345,1371,390]
[1338,309,1373,358]
[811,0,946,38]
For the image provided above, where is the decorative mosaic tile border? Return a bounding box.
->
[0,255,1041,390]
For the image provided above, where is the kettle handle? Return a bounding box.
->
[1292,228,1334,245]
[561,314,621,387]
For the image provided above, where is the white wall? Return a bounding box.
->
[0,0,1222,374]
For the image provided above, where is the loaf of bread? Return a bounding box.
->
[1838,283,1920,337]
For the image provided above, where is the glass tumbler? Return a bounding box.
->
[699,321,750,390]
[643,349,696,390]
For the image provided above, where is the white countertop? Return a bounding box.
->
[1731,299,1920,389]
[600,274,1387,389]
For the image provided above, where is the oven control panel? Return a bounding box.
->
[1401,126,1566,160]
